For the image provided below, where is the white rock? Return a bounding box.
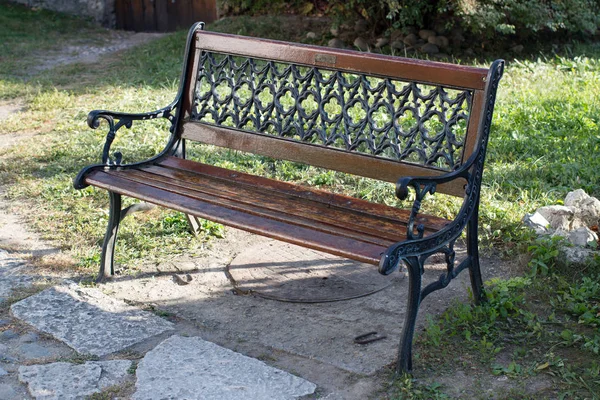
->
[564,189,589,207]
[558,246,596,268]
[568,227,598,247]
[522,212,550,234]
[552,229,569,238]
[536,205,574,231]
[575,196,600,226]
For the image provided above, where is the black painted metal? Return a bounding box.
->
[191,52,473,171]
[379,59,505,373]
[73,22,206,190]
[99,191,122,281]
[75,22,206,280]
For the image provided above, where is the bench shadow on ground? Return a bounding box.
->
[94,229,521,399]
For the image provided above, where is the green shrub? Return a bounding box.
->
[454,0,600,38]
[222,0,600,41]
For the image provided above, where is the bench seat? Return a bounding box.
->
[85,156,450,265]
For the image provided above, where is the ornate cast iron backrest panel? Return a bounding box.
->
[190,51,474,171]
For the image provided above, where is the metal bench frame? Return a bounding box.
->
[74,22,504,373]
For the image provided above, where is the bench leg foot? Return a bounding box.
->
[397,256,422,374]
[467,208,485,304]
[185,214,202,236]
[98,192,122,282]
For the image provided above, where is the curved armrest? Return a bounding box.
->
[88,103,177,165]
[395,168,470,200]
[393,167,469,245]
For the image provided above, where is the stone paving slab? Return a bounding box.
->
[133,335,317,400]
[10,281,174,356]
[19,360,132,400]
[0,250,33,303]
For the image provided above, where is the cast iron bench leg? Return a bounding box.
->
[397,255,423,373]
[98,194,156,282]
[99,191,122,282]
[467,207,485,304]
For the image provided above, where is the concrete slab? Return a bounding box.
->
[18,360,132,400]
[10,281,174,356]
[132,335,316,400]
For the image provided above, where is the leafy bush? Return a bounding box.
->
[221,0,600,40]
[454,0,600,38]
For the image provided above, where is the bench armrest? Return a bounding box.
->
[87,103,177,165]
[395,169,469,201]
[379,167,473,275]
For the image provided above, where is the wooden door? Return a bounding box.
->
[115,0,217,32]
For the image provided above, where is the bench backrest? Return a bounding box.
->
[176,26,499,197]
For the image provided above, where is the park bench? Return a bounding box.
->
[74,22,504,373]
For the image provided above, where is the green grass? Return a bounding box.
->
[0,1,105,79]
[0,4,599,396]
[389,240,600,399]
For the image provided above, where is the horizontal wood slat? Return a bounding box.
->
[181,123,468,197]
[195,31,488,90]
[110,169,399,247]
[158,157,448,232]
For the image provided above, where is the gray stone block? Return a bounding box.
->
[19,332,39,343]
[133,335,316,400]
[18,343,52,360]
[0,384,17,400]
[19,360,132,400]
[10,281,173,356]
[1,330,18,340]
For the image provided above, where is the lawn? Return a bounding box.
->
[0,1,599,398]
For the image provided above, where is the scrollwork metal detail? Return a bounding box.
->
[87,105,177,165]
[379,60,505,287]
[191,52,473,171]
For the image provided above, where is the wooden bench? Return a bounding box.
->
[74,22,504,373]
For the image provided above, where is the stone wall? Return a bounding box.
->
[10,0,115,27]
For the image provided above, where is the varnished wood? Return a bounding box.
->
[194,31,489,90]
[85,171,390,265]
[462,90,486,164]
[82,154,452,266]
[181,122,468,197]
[182,41,201,120]
[128,165,439,240]
[158,157,449,231]
[109,169,401,247]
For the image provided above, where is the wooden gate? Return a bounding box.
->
[115,0,217,32]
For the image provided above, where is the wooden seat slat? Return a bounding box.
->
[106,168,401,247]
[124,167,403,244]
[133,162,447,238]
[157,156,449,231]
[85,170,388,264]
